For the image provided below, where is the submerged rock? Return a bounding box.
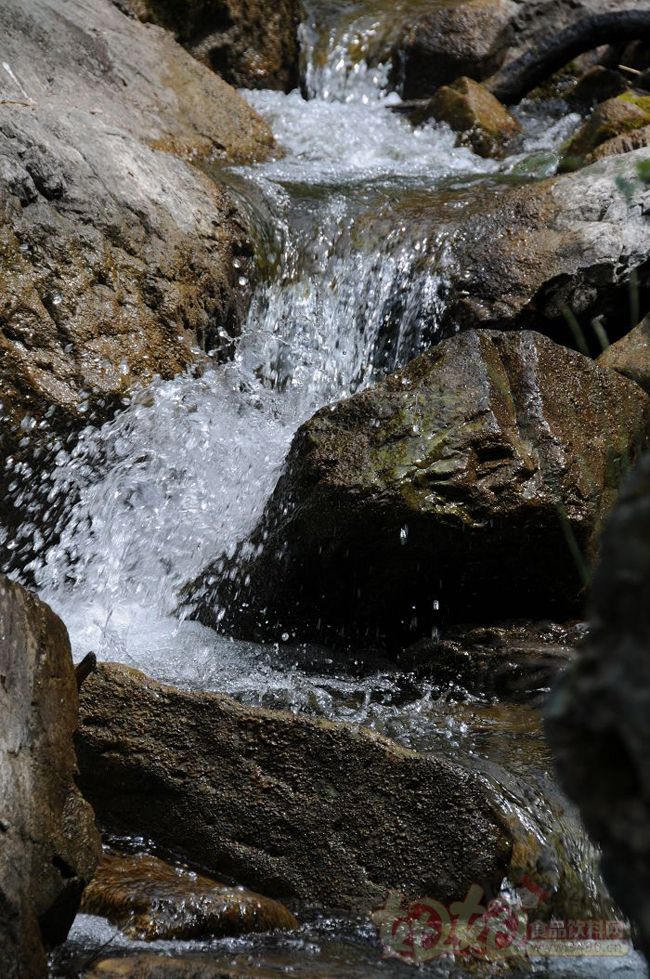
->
[546,451,650,961]
[188,330,648,645]
[424,77,521,158]
[598,314,650,395]
[81,852,298,940]
[76,663,513,912]
[116,0,301,91]
[84,959,239,979]
[401,621,582,702]
[0,575,101,979]
[0,0,273,570]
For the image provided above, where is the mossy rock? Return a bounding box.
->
[560,93,650,171]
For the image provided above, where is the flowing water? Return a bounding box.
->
[7,3,646,976]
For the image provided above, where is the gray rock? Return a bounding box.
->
[546,451,650,961]
[0,575,101,979]
[187,329,649,645]
[0,0,274,569]
[598,315,650,395]
[76,662,513,913]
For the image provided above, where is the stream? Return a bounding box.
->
[27,2,648,976]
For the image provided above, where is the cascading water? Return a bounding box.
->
[12,6,646,976]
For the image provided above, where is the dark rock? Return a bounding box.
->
[117,0,301,91]
[393,0,516,100]
[0,575,101,979]
[76,663,513,913]
[598,314,650,394]
[424,77,521,159]
[81,851,298,940]
[401,621,582,702]
[546,451,650,960]
[0,0,273,570]
[84,959,240,979]
[567,66,629,109]
[187,330,648,646]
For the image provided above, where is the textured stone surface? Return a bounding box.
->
[188,330,648,644]
[439,150,650,334]
[561,95,650,170]
[0,0,273,569]
[81,852,298,940]
[546,451,650,960]
[77,663,513,913]
[598,315,650,395]
[116,0,301,91]
[0,575,101,979]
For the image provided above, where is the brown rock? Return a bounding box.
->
[567,66,628,109]
[118,0,301,91]
[589,124,650,163]
[0,575,101,979]
[81,852,298,940]
[426,76,521,158]
[187,330,649,644]
[76,663,513,913]
[598,315,650,395]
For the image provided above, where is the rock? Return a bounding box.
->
[560,94,650,171]
[81,852,298,940]
[545,451,650,960]
[0,0,273,570]
[187,330,648,645]
[598,315,650,394]
[76,663,513,912]
[425,77,521,158]
[393,0,517,100]
[0,575,101,979]
[439,150,650,335]
[401,621,582,702]
[117,0,301,92]
[567,66,629,109]
[588,124,650,164]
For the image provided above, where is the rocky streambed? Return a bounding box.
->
[2,0,650,977]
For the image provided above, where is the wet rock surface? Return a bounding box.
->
[0,0,273,569]
[116,0,301,91]
[440,151,650,334]
[188,329,648,645]
[546,451,650,960]
[83,959,240,979]
[81,851,298,940]
[76,662,513,913]
[0,575,101,979]
[598,314,650,395]
[400,620,582,703]
[561,94,650,170]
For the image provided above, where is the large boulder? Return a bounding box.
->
[76,663,513,913]
[116,0,301,91]
[81,852,298,940]
[546,451,650,960]
[187,330,649,645]
[0,575,101,979]
[0,0,273,569]
[438,150,650,336]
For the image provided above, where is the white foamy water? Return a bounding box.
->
[23,8,575,696]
